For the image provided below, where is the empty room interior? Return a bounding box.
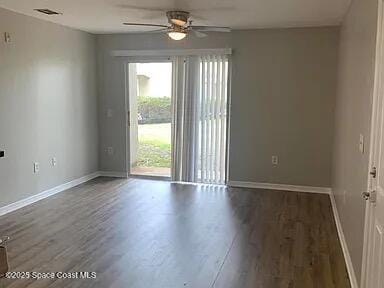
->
[0,0,384,287]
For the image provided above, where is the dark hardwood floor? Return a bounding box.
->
[0,177,350,288]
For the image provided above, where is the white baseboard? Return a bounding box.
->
[0,171,128,217]
[229,180,356,287]
[329,192,358,288]
[0,171,100,217]
[98,171,128,178]
[227,181,331,194]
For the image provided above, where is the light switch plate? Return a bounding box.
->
[4,32,11,43]
[272,155,278,165]
[34,162,39,173]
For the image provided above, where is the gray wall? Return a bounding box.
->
[0,8,99,207]
[332,0,378,283]
[97,27,339,187]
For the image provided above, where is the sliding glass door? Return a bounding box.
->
[127,53,230,184]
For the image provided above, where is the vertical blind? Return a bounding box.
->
[172,54,229,185]
[198,55,228,184]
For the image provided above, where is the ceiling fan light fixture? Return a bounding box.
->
[168,31,186,40]
[123,10,231,40]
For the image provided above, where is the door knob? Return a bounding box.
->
[362,192,371,200]
[370,167,377,178]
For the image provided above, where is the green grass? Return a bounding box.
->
[137,123,171,168]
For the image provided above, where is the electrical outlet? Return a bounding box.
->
[51,157,57,167]
[107,147,114,155]
[272,155,278,165]
[33,162,39,173]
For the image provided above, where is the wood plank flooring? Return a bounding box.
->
[0,177,350,288]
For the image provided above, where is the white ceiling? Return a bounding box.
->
[0,0,351,34]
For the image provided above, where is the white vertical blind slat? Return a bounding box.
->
[194,61,201,179]
[212,56,217,182]
[210,57,214,183]
[206,56,211,182]
[220,57,227,184]
[214,56,220,182]
[216,57,221,183]
[201,57,207,183]
[211,57,216,183]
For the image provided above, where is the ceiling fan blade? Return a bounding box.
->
[123,22,168,28]
[192,30,208,38]
[191,26,231,32]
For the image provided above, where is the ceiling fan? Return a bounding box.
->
[123,11,231,40]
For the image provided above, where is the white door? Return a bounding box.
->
[363,1,384,287]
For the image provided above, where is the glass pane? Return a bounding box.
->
[129,62,172,177]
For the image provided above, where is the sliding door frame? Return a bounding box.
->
[119,49,232,184]
[124,56,173,180]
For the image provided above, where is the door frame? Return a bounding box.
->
[124,57,174,180]
[361,0,384,285]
